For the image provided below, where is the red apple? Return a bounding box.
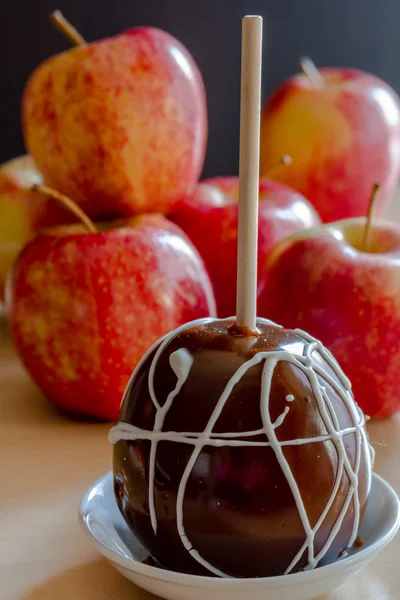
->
[0,155,71,298]
[170,176,320,317]
[258,217,400,418]
[260,65,400,222]
[22,26,207,217]
[5,214,215,420]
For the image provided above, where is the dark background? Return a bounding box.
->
[1,0,400,177]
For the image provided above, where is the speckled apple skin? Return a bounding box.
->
[5,215,215,420]
[258,219,400,418]
[22,27,207,218]
[170,176,321,317]
[0,155,73,298]
[260,69,400,223]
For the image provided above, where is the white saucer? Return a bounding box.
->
[79,471,400,600]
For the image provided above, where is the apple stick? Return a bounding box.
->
[236,15,263,332]
[50,10,86,46]
[362,182,381,252]
[32,185,96,234]
[299,56,324,88]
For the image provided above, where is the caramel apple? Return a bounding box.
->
[109,317,372,577]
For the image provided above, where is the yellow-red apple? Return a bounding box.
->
[0,155,71,298]
[170,176,320,317]
[22,26,207,218]
[258,217,400,418]
[260,66,400,222]
[6,214,215,420]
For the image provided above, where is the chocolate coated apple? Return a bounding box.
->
[109,317,372,578]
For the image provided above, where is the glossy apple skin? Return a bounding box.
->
[260,68,400,222]
[22,27,207,218]
[0,155,72,299]
[170,176,320,317]
[258,219,400,418]
[5,215,216,421]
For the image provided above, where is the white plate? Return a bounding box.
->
[79,471,400,600]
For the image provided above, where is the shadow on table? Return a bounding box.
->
[19,558,159,600]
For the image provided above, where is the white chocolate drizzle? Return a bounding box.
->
[148,348,194,533]
[109,317,373,577]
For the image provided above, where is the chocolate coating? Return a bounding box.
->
[112,318,371,578]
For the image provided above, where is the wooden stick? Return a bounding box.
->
[32,185,96,234]
[299,56,324,88]
[50,10,86,46]
[362,182,381,252]
[236,15,263,331]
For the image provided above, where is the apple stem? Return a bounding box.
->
[50,10,86,46]
[362,182,381,252]
[298,56,324,88]
[265,154,293,180]
[32,185,97,234]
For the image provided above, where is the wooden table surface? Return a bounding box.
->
[1,312,400,600]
